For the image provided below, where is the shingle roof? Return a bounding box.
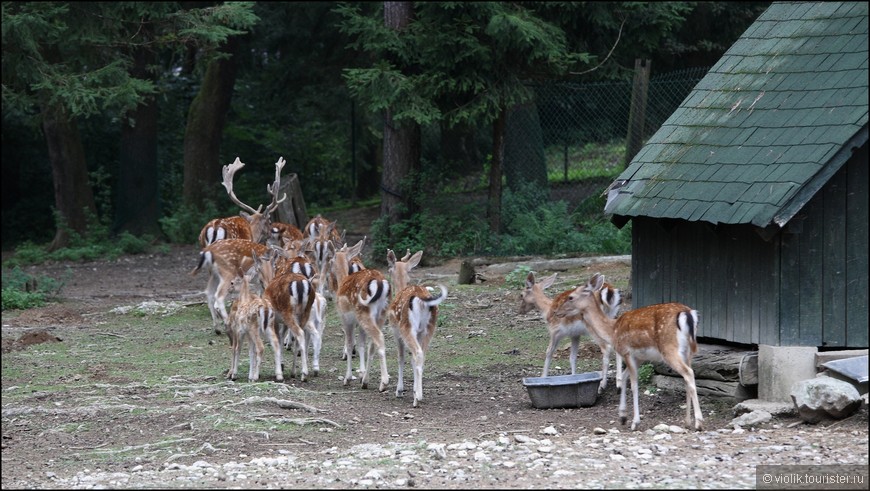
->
[605,1,869,228]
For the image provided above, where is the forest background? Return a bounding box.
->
[1,1,770,265]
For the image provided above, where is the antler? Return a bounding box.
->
[222,158,261,215]
[266,157,288,215]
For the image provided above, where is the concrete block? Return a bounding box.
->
[758,345,818,402]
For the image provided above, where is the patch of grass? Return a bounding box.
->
[544,140,625,182]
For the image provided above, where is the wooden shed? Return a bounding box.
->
[606,1,868,349]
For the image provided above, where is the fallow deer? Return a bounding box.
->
[556,273,702,431]
[197,156,287,247]
[225,268,276,382]
[270,242,327,376]
[191,239,271,334]
[519,271,623,393]
[387,249,448,407]
[333,237,392,391]
[332,239,366,361]
[263,269,316,382]
[268,222,304,248]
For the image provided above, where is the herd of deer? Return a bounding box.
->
[190,156,704,429]
[190,157,447,408]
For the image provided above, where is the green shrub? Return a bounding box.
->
[4,210,159,268]
[504,265,533,289]
[1,288,46,310]
[1,266,65,311]
[159,201,221,245]
[638,362,655,387]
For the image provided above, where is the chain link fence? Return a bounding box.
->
[506,66,711,220]
[331,66,711,257]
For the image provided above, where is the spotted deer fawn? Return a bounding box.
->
[519,271,623,393]
[198,156,287,247]
[333,237,392,391]
[225,266,278,383]
[387,249,448,407]
[556,273,702,431]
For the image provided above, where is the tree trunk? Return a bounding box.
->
[42,102,97,251]
[488,107,507,233]
[380,1,420,240]
[381,109,420,227]
[115,44,163,238]
[182,36,241,210]
[505,102,548,193]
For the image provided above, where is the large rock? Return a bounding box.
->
[791,377,862,423]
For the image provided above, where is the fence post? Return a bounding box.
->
[624,58,651,168]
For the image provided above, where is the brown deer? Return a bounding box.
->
[197,157,287,247]
[333,237,392,391]
[387,249,448,407]
[519,271,623,393]
[303,216,346,300]
[555,273,702,431]
[268,222,304,248]
[263,269,316,382]
[191,239,271,334]
[332,239,366,360]
[225,267,276,382]
[270,241,327,376]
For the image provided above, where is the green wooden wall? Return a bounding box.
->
[629,146,868,347]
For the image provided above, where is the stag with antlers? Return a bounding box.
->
[197,157,287,247]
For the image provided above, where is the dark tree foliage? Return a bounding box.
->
[1,1,770,250]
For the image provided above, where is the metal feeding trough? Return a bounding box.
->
[522,372,602,409]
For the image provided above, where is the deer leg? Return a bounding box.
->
[394,327,407,398]
[542,333,562,377]
[214,276,233,333]
[615,349,624,390]
[412,346,425,407]
[293,322,308,383]
[267,320,284,382]
[227,328,239,381]
[249,331,265,382]
[342,314,356,385]
[569,336,580,375]
[598,343,611,394]
[357,327,369,389]
[619,354,636,428]
[628,356,643,431]
[663,353,703,431]
[206,273,222,334]
[309,327,322,376]
[359,314,389,392]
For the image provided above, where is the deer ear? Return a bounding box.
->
[590,273,604,290]
[407,250,423,269]
[540,273,558,290]
[387,249,397,267]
